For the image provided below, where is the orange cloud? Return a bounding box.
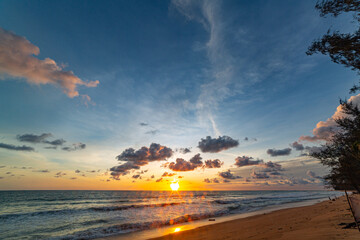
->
[300,94,360,142]
[0,28,99,97]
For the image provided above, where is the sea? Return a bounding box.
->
[0,190,344,240]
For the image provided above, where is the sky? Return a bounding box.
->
[0,0,358,190]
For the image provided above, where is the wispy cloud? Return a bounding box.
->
[172,0,235,136]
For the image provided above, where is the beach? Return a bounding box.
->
[0,190,350,239]
[148,196,359,240]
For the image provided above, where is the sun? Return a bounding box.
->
[170,180,179,191]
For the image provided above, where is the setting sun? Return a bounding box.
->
[170,180,179,191]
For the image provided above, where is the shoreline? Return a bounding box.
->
[100,195,354,240]
[148,195,359,240]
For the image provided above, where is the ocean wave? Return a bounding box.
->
[91,202,186,211]
[50,212,225,240]
[0,201,187,220]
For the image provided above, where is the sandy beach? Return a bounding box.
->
[147,196,359,240]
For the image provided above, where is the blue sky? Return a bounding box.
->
[0,0,358,190]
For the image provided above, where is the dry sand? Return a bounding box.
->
[149,196,359,240]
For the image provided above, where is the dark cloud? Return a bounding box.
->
[43,139,66,146]
[139,123,149,126]
[54,172,66,178]
[198,136,239,153]
[204,159,223,168]
[204,178,220,183]
[304,146,324,155]
[218,170,241,180]
[16,133,52,143]
[168,158,198,171]
[156,178,163,182]
[0,142,34,151]
[269,171,282,176]
[260,161,283,171]
[178,148,191,154]
[251,170,269,179]
[33,169,49,173]
[132,174,141,179]
[111,143,173,178]
[290,141,304,151]
[244,137,249,141]
[266,148,291,157]
[189,154,203,167]
[145,130,159,135]
[306,170,322,179]
[116,143,173,163]
[75,169,80,173]
[44,146,57,149]
[62,143,86,151]
[110,162,140,179]
[234,156,263,167]
[168,154,203,171]
[151,175,155,179]
[162,172,176,177]
[70,177,77,180]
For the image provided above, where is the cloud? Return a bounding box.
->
[139,123,149,126]
[43,139,66,146]
[117,143,173,163]
[0,166,5,168]
[302,146,324,156]
[33,169,49,173]
[111,143,173,178]
[204,178,220,183]
[162,172,176,177]
[110,162,140,179]
[16,133,52,143]
[234,156,263,167]
[145,130,159,135]
[204,159,223,168]
[290,141,304,151]
[0,28,99,98]
[75,169,81,173]
[218,169,241,180]
[0,142,34,151]
[178,147,191,154]
[17,133,66,148]
[198,136,239,153]
[132,174,141,179]
[259,161,283,171]
[266,148,291,157]
[168,154,203,172]
[300,94,360,142]
[62,143,86,151]
[171,0,236,136]
[250,170,269,179]
[306,170,322,179]
[54,171,66,178]
[156,178,163,182]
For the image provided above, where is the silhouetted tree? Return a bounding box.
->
[308,0,360,192]
[311,100,360,192]
[307,0,360,93]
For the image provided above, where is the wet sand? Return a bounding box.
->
[149,196,359,240]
